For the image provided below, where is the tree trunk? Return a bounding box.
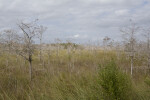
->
[29,60,32,81]
[39,39,42,62]
[40,50,42,62]
[147,36,150,74]
[29,55,32,81]
[148,56,150,74]
[48,54,50,65]
[131,56,133,76]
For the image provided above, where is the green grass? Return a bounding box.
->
[0,49,149,100]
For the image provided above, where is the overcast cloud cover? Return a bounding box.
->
[0,0,150,43]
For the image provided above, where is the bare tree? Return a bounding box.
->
[55,38,61,57]
[47,43,51,65]
[103,36,111,49]
[114,41,122,59]
[103,36,112,52]
[1,29,19,66]
[66,40,76,73]
[121,21,139,76]
[143,28,150,73]
[16,20,41,81]
[37,26,47,62]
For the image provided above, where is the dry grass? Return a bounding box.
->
[0,49,149,100]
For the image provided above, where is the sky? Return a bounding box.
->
[0,0,150,44]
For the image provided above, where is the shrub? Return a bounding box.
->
[145,77,150,87]
[98,60,132,100]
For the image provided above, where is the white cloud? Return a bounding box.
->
[0,0,149,43]
[115,9,129,16]
[74,34,79,38]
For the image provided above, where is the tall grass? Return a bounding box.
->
[0,49,149,99]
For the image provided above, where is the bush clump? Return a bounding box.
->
[98,60,133,100]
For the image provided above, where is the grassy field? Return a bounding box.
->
[0,48,150,100]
